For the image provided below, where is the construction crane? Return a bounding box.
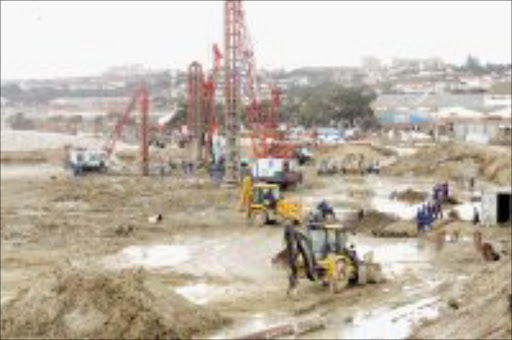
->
[224,0,244,183]
[186,61,206,163]
[183,0,293,182]
[103,82,149,176]
[185,43,222,165]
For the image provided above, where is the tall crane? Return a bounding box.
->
[185,43,222,165]
[187,61,206,163]
[224,0,244,183]
[103,82,149,176]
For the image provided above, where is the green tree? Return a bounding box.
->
[465,54,485,74]
[283,83,377,128]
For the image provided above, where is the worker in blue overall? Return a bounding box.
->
[424,203,432,231]
[73,158,83,177]
[442,182,449,201]
[416,207,423,234]
[433,184,441,202]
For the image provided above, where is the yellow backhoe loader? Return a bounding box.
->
[274,221,383,294]
[239,176,303,226]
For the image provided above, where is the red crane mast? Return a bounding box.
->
[103,82,149,176]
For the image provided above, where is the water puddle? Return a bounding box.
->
[104,245,190,270]
[175,283,250,305]
[298,297,439,339]
[205,312,291,339]
[349,235,430,277]
[371,197,422,220]
[453,202,481,221]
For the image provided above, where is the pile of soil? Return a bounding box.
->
[411,256,511,339]
[390,189,428,203]
[0,149,65,165]
[315,143,395,162]
[347,210,397,234]
[372,220,417,238]
[0,268,230,339]
[383,143,511,186]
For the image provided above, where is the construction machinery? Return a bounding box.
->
[340,154,380,175]
[239,176,303,226]
[317,155,380,176]
[66,147,107,175]
[276,221,383,294]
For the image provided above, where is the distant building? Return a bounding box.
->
[420,58,445,72]
[450,117,510,144]
[316,127,343,144]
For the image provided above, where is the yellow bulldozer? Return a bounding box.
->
[274,221,383,294]
[239,176,303,226]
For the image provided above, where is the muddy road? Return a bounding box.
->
[1,150,510,339]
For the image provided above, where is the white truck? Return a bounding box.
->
[67,148,107,175]
[251,158,303,189]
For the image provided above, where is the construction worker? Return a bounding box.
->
[239,175,252,213]
[433,184,441,202]
[347,243,360,284]
[263,188,277,209]
[443,182,449,201]
[416,208,423,233]
[435,198,443,219]
[473,207,480,225]
[73,156,83,177]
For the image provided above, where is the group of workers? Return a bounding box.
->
[416,182,450,233]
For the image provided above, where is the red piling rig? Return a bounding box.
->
[202,77,216,164]
[187,61,206,163]
[187,62,205,139]
[103,82,149,176]
[138,84,149,176]
[224,0,243,182]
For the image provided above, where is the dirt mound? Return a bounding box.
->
[0,149,65,164]
[411,257,512,339]
[347,210,397,234]
[372,220,417,238]
[390,189,428,203]
[0,268,230,339]
[315,143,396,161]
[383,143,511,186]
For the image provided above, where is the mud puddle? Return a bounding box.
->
[174,283,255,306]
[296,297,439,339]
[103,245,190,269]
[204,312,292,339]
[201,235,441,339]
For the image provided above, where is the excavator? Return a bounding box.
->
[239,175,303,226]
[274,220,383,295]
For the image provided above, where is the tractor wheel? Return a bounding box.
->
[252,211,268,227]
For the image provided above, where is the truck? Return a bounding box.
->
[67,148,108,175]
[250,158,303,189]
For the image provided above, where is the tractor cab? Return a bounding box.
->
[251,183,281,206]
[307,222,348,260]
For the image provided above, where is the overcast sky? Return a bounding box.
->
[1,1,511,80]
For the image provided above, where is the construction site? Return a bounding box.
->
[1,1,512,339]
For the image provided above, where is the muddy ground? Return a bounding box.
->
[1,139,511,339]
